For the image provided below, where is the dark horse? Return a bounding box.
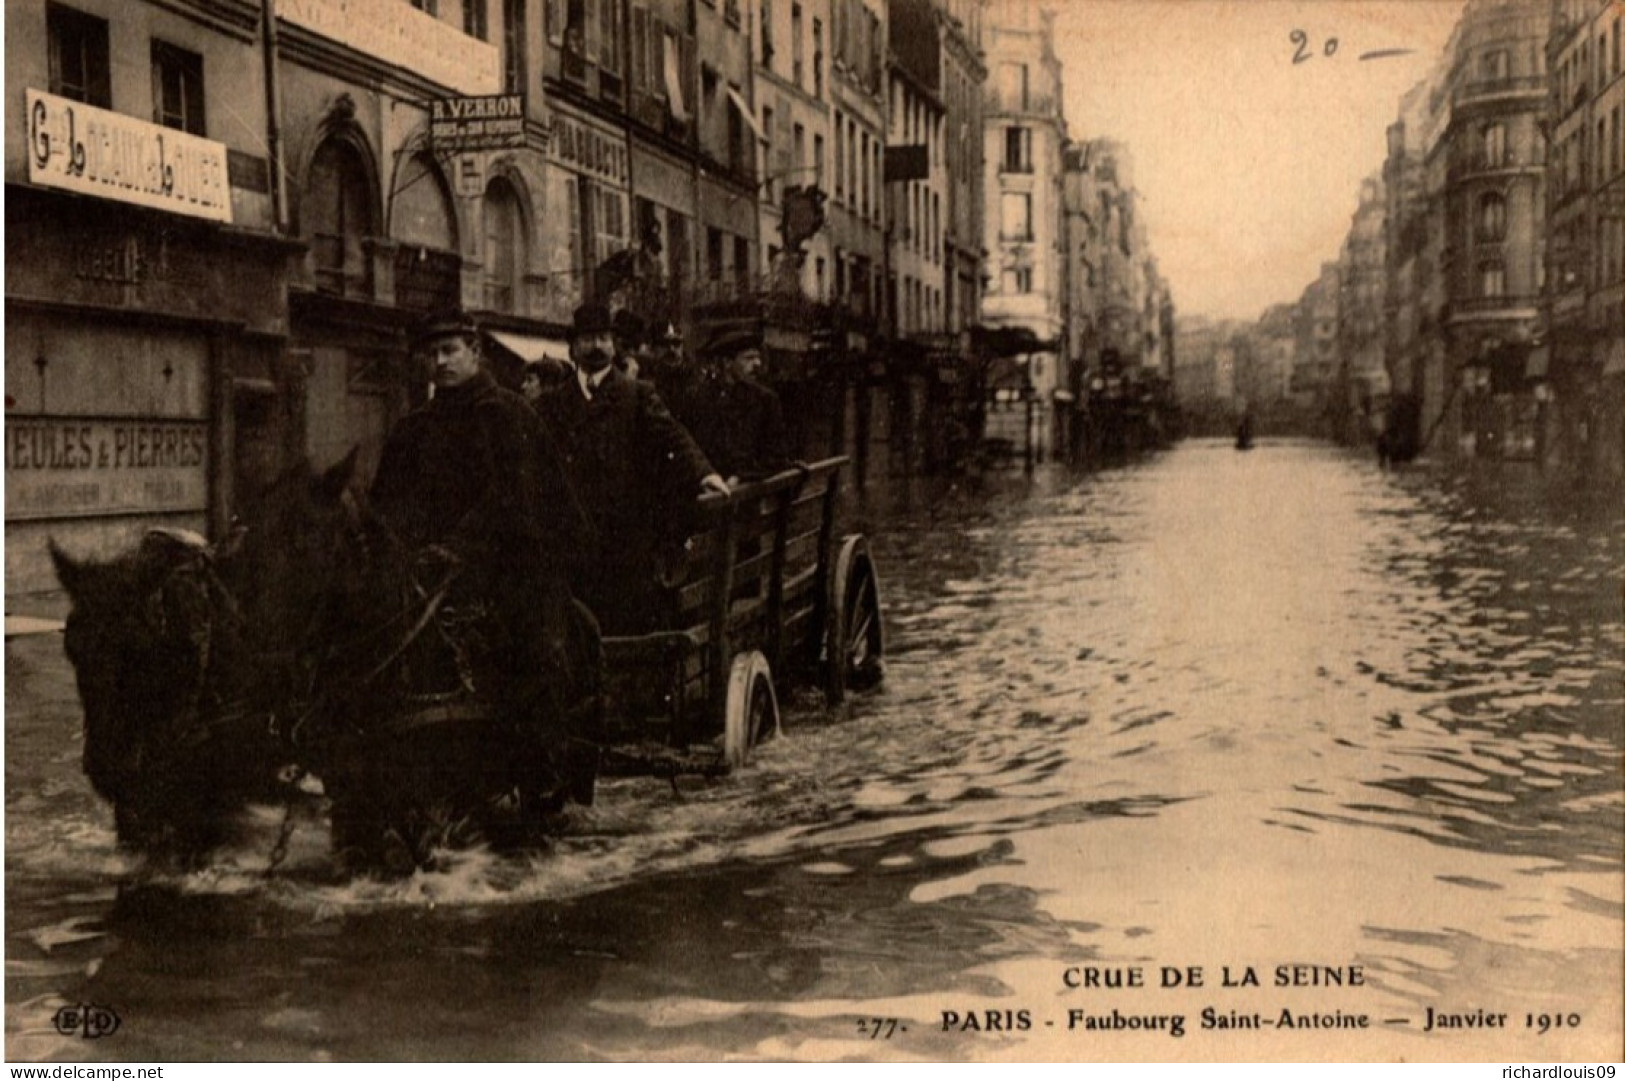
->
[52,450,600,870]
[47,452,362,855]
[293,470,604,870]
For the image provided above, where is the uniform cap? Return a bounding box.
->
[410,307,479,348]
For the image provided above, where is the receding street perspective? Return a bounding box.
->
[4,0,1623,1065]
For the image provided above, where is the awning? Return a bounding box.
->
[1525,344,1550,380]
[485,330,571,366]
[1605,338,1625,377]
[725,86,765,141]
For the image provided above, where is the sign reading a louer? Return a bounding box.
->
[279,0,501,97]
[430,95,525,151]
[25,90,231,224]
[5,418,209,521]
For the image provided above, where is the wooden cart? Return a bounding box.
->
[598,455,885,778]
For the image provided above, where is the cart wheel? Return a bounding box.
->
[724,651,780,770]
[825,535,886,705]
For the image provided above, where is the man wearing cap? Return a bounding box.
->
[537,303,727,634]
[695,326,790,484]
[648,321,707,437]
[369,307,596,795]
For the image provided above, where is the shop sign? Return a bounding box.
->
[430,94,525,150]
[279,0,500,95]
[5,418,209,521]
[25,90,231,224]
[549,115,628,185]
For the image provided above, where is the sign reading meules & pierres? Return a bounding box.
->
[5,418,209,521]
[429,94,525,151]
[24,89,232,224]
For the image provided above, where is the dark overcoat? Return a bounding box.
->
[695,376,789,481]
[368,371,594,718]
[536,368,716,633]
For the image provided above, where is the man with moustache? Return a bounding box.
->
[536,303,728,634]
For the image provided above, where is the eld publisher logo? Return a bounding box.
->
[52,1005,120,1039]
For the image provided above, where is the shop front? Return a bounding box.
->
[5,133,291,610]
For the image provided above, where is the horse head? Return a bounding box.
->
[224,448,366,653]
[51,529,238,806]
[49,450,365,818]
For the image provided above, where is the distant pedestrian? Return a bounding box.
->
[521,357,573,404]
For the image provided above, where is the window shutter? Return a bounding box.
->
[630,6,644,90]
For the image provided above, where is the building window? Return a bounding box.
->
[562,0,588,81]
[729,90,747,175]
[791,2,804,87]
[1001,192,1032,241]
[1000,63,1028,111]
[503,0,527,92]
[815,255,826,298]
[1479,49,1507,81]
[483,177,526,312]
[596,187,626,264]
[761,0,774,65]
[151,41,206,135]
[305,137,376,297]
[1001,267,1032,294]
[793,121,806,175]
[834,112,844,201]
[601,0,625,78]
[734,235,751,285]
[814,132,824,188]
[1004,126,1032,172]
[410,0,438,13]
[1479,260,1505,298]
[708,227,724,281]
[47,4,110,108]
[1477,192,1506,242]
[1481,123,1505,167]
[465,0,489,38]
[812,17,823,96]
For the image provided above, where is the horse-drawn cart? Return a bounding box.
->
[317,453,887,863]
[50,452,884,867]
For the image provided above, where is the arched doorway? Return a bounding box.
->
[391,151,462,312]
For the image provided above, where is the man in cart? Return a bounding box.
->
[537,303,729,635]
[369,306,599,804]
[694,325,790,484]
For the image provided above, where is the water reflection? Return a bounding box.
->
[6,440,1621,1061]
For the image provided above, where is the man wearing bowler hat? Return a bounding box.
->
[536,302,727,634]
[369,306,597,801]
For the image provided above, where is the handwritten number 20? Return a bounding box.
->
[1291,29,1339,63]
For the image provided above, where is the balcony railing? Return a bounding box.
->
[1453,75,1547,107]
[1448,294,1540,318]
[1447,152,1543,181]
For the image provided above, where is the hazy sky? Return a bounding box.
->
[1049,0,1467,322]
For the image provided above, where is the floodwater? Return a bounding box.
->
[6,439,1622,1062]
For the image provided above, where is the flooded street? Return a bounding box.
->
[6,439,1622,1062]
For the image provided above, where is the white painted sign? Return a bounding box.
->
[5,418,209,521]
[25,90,232,224]
[278,0,501,96]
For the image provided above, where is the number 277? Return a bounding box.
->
[858,1018,901,1039]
